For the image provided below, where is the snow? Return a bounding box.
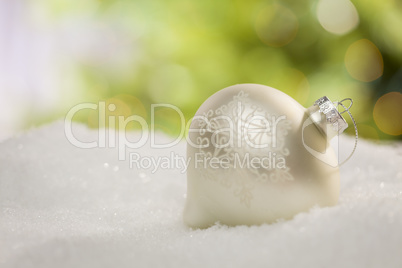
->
[1,121,401,268]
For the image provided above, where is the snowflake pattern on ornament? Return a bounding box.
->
[195,90,293,207]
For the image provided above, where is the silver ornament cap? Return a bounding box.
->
[307,96,348,140]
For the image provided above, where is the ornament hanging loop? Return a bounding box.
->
[334,98,358,166]
[338,98,353,114]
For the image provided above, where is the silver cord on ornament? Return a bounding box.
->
[335,98,358,166]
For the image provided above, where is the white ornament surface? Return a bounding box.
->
[194,90,293,207]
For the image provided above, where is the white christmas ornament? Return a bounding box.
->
[184,84,356,228]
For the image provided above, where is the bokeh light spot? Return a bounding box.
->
[373,92,402,136]
[316,0,359,35]
[345,39,384,82]
[88,95,147,130]
[255,4,298,47]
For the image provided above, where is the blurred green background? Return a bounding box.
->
[1,0,401,141]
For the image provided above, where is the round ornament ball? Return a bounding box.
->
[184,83,351,228]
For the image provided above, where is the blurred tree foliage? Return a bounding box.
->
[36,0,402,139]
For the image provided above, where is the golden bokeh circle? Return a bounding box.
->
[88,95,147,130]
[373,92,402,136]
[344,39,383,82]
